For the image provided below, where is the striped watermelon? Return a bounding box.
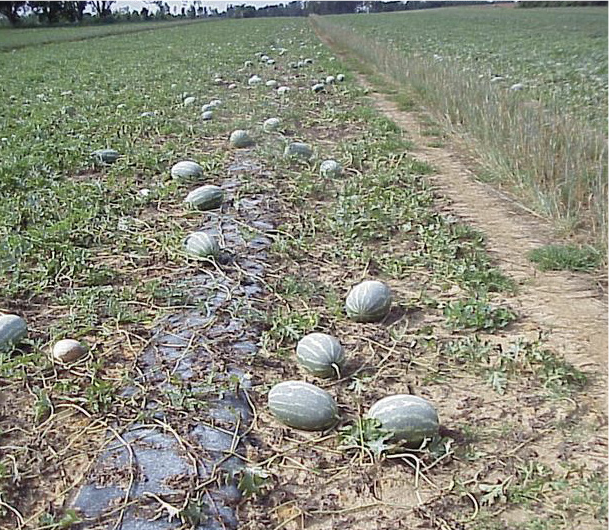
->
[185,232,220,258]
[184,185,223,210]
[268,381,339,431]
[320,160,342,178]
[230,130,254,148]
[0,314,27,350]
[345,280,392,323]
[92,149,120,165]
[284,142,313,159]
[296,333,345,378]
[171,161,204,179]
[263,118,281,132]
[367,395,439,445]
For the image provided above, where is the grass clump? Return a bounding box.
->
[528,244,602,272]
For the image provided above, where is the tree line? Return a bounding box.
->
[516,1,606,6]
[5,1,603,28]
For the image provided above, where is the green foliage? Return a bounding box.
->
[338,417,396,458]
[38,510,81,529]
[238,467,271,497]
[443,335,586,395]
[528,244,602,272]
[443,297,517,332]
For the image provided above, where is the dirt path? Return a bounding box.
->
[369,88,608,407]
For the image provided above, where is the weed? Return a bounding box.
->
[443,335,586,395]
[528,244,602,272]
[443,297,517,332]
[238,467,271,497]
[260,307,320,351]
[338,417,396,458]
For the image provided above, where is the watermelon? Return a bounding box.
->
[367,395,439,445]
[52,339,86,363]
[0,314,27,351]
[185,232,220,258]
[320,160,342,178]
[184,185,223,210]
[296,333,345,378]
[263,118,281,132]
[345,280,392,323]
[230,130,254,148]
[92,149,120,165]
[284,142,313,159]
[171,161,204,179]
[268,381,339,431]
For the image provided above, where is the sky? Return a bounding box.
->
[112,1,290,13]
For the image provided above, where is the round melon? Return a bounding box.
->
[0,314,27,351]
[184,185,223,210]
[209,99,222,108]
[183,96,196,106]
[248,75,262,86]
[367,395,439,445]
[52,339,86,363]
[296,333,345,378]
[171,161,204,179]
[201,103,213,112]
[92,149,120,164]
[263,118,281,132]
[268,381,339,431]
[201,111,213,121]
[229,130,254,148]
[284,142,313,159]
[320,160,342,178]
[266,80,278,88]
[277,86,290,95]
[185,232,220,258]
[337,74,345,82]
[325,75,336,85]
[312,83,325,93]
[345,280,392,323]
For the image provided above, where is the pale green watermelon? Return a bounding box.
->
[268,381,339,431]
[367,394,439,445]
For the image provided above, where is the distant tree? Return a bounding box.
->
[29,1,66,24]
[0,1,27,25]
[63,1,88,22]
[305,1,363,14]
[90,1,115,18]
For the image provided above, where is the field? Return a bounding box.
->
[0,10,606,530]
[313,7,608,244]
[332,7,608,125]
[0,19,203,50]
